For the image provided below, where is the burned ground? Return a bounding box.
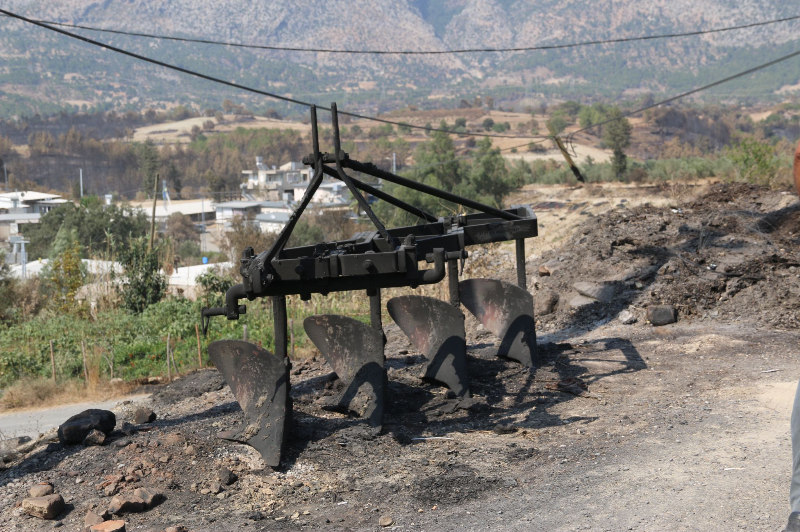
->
[1,183,799,531]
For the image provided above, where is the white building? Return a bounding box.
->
[126,198,216,224]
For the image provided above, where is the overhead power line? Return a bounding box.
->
[0,9,546,140]
[2,13,799,54]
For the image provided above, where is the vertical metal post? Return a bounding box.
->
[272,296,288,359]
[515,238,527,290]
[447,259,460,306]
[195,324,202,367]
[368,288,386,346]
[79,169,83,198]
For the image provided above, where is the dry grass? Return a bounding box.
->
[0,376,136,412]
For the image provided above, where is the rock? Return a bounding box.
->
[539,259,563,276]
[379,515,395,527]
[647,305,677,326]
[109,378,124,386]
[209,481,222,494]
[183,445,195,456]
[133,408,156,425]
[90,520,126,532]
[85,510,105,529]
[83,429,107,446]
[493,424,517,435]
[108,495,145,515]
[618,310,637,325]
[0,436,32,462]
[118,422,137,437]
[569,295,596,309]
[217,467,238,486]
[536,291,559,315]
[21,494,65,519]
[104,483,119,497]
[58,409,116,444]
[165,527,188,532]
[133,487,165,508]
[29,482,54,497]
[573,282,615,303]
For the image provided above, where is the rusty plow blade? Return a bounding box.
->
[304,315,386,428]
[207,340,291,468]
[387,295,470,398]
[459,279,537,368]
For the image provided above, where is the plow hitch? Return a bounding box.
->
[200,103,538,466]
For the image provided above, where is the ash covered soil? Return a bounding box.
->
[2,182,800,531]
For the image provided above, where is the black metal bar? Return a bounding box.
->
[272,295,288,359]
[515,238,527,290]
[447,259,460,306]
[368,289,382,332]
[320,165,437,223]
[344,159,521,221]
[330,103,396,246]
[258,105,325,267]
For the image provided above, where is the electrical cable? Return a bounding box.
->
[0,9,547,140]
[2,13,798,55]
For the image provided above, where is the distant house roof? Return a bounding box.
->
[126,199,215,218]
[260,201,293,209]
[0,213,41,222]
[0,191,62,202]
[214,200,263,209]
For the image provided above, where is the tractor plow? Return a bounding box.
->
[200,103,538,466]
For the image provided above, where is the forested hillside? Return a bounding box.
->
[0,0,798,117]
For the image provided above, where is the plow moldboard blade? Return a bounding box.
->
[304,315,386,427]
[208,340,291,467]
[387,295,470,397]
[459,278,537,368]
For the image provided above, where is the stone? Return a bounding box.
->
[104,483,119,497]
[133,408,156,425]
[379,515,395,527]
[209,481,222,494]
[536,291,559,315]
[0,436,32,462]
[21,494,65,519]
[29,482,54,497]
[133,487,165,508]
[90,521,126,532]
[647,305,677,326]
[183,445,195,456]
[83,429,107,446]
[85,510,105,529]
[165,527,188,532]
[108,495,145,514]
[539,259,563,276]
[569,295,596,309]
[58,409,116,444]
[618,310,637,325]
[217,467,238,486]
[573,282,615,303]
[493,424,517,435]
[538,264,551,276]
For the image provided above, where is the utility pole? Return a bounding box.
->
[79,168,83,198]
[200,198,206,253]
[149,174,159,252]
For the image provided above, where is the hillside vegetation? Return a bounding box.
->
[0,0,799,116]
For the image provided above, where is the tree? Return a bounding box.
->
[23,203,149,261]
[117,237,167,313]
[603,108,633,178]
[137,140,159,193]
[165,213,199,244]
[0,250,18,323]
[49,241,86,315]
[482,118,495,131]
